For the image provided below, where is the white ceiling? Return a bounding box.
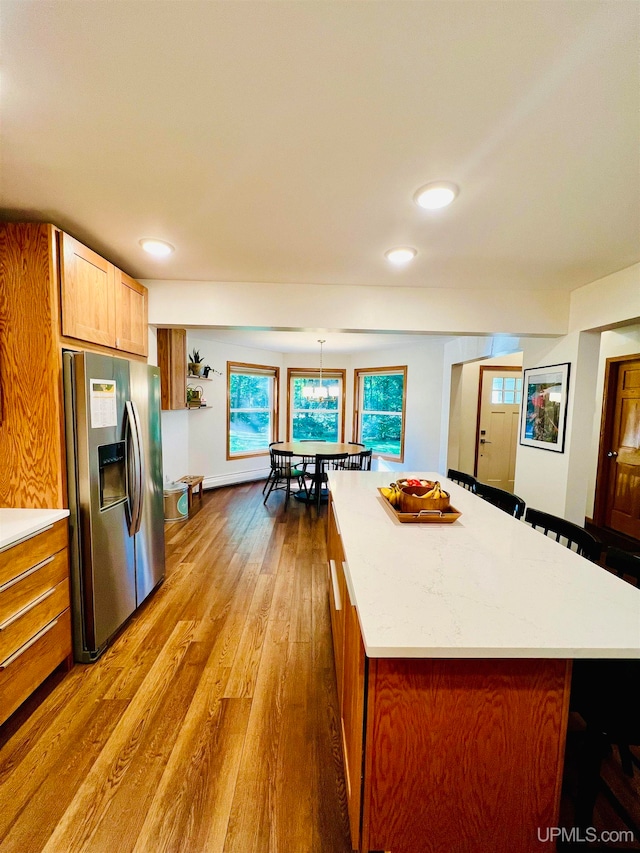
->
[1,0,638,297]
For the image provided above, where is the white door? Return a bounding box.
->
[476,368,522,491]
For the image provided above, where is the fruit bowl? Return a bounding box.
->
[398,485,450,513]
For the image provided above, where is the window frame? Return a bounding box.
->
[353,365,408,462]
[227,361,280,460]
[286,367,346,442]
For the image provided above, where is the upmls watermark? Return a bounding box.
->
[538,826,635,844]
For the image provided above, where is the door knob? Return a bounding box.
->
[480,439,492,444]
[607,450,618,458]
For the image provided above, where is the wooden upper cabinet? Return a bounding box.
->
[115,269,148,356]
[59,232,116,348]
[157,328,187,410]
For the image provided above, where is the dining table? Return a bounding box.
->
[276,441,363,509]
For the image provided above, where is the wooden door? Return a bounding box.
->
[115,270,148,356]
[475,366,522,490]
[603,357,640,540]
[59,233,116,348]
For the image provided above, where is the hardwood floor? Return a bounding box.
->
[0,483,351,853]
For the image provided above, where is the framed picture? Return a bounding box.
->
[519,362,571,453]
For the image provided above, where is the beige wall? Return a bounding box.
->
[569,263,640,333]
[146,280,569,337]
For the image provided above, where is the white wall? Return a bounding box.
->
[569,264,640,333]
[348,338,447,475]
[513,331,601,523]
[146,279,569,337]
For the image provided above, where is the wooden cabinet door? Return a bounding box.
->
[115,269,148,356]
[59,232,116,347]
[341,579,366,852]
[157,328,187,410]
[327,499,347,705]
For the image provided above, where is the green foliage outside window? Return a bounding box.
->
[291,377,340,440]
[229,372,273,453]
[360,372,405,457]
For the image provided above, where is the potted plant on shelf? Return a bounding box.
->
[186,385,203,408]
[188,349,204,376]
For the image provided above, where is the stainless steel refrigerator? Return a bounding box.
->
[63,351,165,662]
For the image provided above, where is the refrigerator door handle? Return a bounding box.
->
[125,401,143,536]
[130,400,146,534]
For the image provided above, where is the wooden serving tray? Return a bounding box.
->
[377,489,462,524]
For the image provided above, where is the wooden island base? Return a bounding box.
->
[362,657,570,853]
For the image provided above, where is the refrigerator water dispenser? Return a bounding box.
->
[98,441,127,509]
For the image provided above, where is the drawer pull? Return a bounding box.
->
[0,524,54,555]
[342,560,356,606]
[0,555,55,594]
[329,559,342,611]
[0,586,56,632]
[331,504,341,537]
[0,618,59,670]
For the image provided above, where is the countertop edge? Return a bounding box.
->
[0,509,70,552]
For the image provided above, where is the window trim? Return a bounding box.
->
[227,361,280,460]
[353,365,407,462]
[286,367,346,442]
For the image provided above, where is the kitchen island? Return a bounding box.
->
[326,472,640,853]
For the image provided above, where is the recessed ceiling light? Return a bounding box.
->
[413,182,459,210]
[139,238,175,257]
[385,246,417,265]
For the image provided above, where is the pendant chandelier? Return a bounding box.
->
[302,339,338,402]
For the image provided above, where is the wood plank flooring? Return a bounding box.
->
[0,483,351,853]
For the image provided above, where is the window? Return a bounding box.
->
[491,376,522,405]
[354,366,407,461]
[287,368,346,441]
[227,362,279,458]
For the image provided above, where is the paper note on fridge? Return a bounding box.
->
[90,379,118,428]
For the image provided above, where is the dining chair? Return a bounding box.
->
[263,448,309,508]
[570,658,640,840]
[604,546,640,587]
[473,481,526,519]
[262,441,284,494]
[312,453,350,510]
[339,449,372,471]
[447,469,476,491]
[524,508,602,562]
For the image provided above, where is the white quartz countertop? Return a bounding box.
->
[328,471,640,659]
[0,508,70,552]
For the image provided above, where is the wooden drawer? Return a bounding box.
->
[0,608,72,726]
[0,578,70,664]
[0,548,68,626]
[0,520,68,588]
